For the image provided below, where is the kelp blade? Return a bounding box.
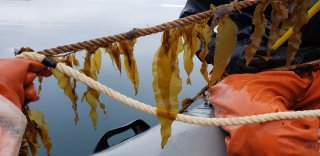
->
[182,24,200,84]
[266,0,288,58]
[196,19,213,82]
[80,49,105,128]
[81,88,100,129]
[209,16,238,87]
[37,76,43,95]
[152,30,182,148]
[286,0,310,65]
[104,44,122,72]
[272,0,320,50]
[118,39,139,94]
[244,1,269,64]
[20,108,52,156]
[29,110,52,155]
[52,68,79,125]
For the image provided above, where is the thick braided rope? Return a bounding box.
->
[36,0,261,56]
[16,52,320,126]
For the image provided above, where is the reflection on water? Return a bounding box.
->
[0,0,207,155]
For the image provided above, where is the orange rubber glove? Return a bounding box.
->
[209,71,320,155]
[0,58,51,110]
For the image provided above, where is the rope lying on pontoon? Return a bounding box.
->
[16,52,320,126]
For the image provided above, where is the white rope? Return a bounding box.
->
[16,52,320,126]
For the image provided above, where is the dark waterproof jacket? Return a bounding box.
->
[180,0,320,74]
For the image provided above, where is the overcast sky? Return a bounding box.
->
[0,0,185,27]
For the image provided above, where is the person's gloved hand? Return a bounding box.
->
[0,58,51,110]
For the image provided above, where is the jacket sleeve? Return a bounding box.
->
[179,0,230,18]
[180,0,320,74]
[0,95,26,156]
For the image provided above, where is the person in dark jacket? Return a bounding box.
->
[181,0,320,74]
[180,0,320,155]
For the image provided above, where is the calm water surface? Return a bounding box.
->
[0,0,207,155]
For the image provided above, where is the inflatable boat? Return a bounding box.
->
[92,104,227,156]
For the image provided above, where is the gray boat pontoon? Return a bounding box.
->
[92,104,227,156]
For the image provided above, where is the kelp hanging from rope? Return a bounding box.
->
[152,29,183,148]
[209,15,238,87]
[118,39,140,95]
[80,49,105,128]
[266,0,288,58]
[52,55,79,125]
[245,0,311,65]
[285,0,310,66]
[20,0,318,154]
[245,0,270,64]
[20,107,52,156]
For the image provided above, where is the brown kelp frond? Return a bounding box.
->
[196,19,213,82]
[152,29,183,148]
[80,49,104,128]
[118,39,140,94]
[20,107,52,156]
[266,0,288,59]
[104,44,122,73]
[52,57,79,125]
[181,24,200,85]
[209,16,238,87]
[244,0,270,64]
[286,0,311,66]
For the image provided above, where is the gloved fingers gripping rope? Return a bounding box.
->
[16,52,320,127]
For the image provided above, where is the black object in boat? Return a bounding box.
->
[93,119,150,153]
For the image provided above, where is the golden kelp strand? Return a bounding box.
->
[152,29,183,148]
[278,0,299,36]
[272,0,320,50]
[118,39,139,94]
[272,0,298,52]
[196,19,213,82]
[104,44,122,73]
[21,122,40,156]
[80,49,105,128]
[65,53,80,67]
[30,110,52,155]
[52,68,79,125]
[266,0,288,59]
[65,54,80,123]
[182,24,200,85]
[20,107,52,156]
[209,16,238,87]
[286,0,311,66]
[19,139,31,156]
[81,88,101,128]
[245,0,270,65]
[210,3,230,30]
[37,76,43,95]
[91,49,102,75]
[52,56,80,124]
[100,103,107,117]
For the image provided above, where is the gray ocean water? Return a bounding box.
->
[0,0,207,155]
